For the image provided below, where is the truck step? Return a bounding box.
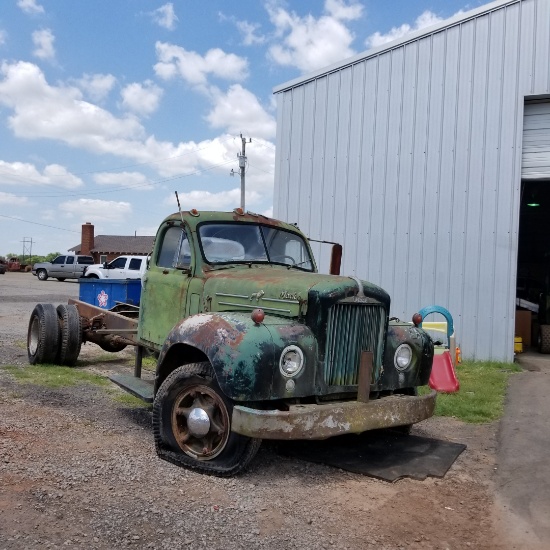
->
[109,374,154,403]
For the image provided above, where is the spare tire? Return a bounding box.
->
[99,339,127,353]
[27,303,60,364]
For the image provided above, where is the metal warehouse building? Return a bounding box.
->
[273,0,550,361]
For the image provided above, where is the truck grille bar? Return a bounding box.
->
[324,303,386,387]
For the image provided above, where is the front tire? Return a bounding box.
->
[27,303,60,364]
[37,269,48,281]
[153,362,261,476]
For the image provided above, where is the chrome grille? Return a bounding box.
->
[324,303,386,387]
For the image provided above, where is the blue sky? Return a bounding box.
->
[0,0,481,256]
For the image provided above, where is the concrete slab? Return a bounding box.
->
[494,351,550,548]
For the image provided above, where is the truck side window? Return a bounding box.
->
[65,256,75,265]
[110,257,127,269]
[52,256,66,265]
[129,258,142,271]
[157,226,191,269]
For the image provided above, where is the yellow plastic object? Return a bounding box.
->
[421,321,448,334]
[514,336,523,353]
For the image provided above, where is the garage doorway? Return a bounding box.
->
[517,100,550,350]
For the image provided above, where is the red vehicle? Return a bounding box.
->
[7,258,31,272]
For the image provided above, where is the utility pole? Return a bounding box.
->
[21,237,33,263]
[231,134,251,211]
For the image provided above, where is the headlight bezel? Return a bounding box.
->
[279,345,305,378]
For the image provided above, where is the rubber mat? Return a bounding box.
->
[276,430,467,482]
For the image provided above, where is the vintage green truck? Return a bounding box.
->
[27,209,436,476]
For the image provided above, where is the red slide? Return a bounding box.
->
[429,350,460,393]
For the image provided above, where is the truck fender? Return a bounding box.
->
[157,312,275,401]
[377,323,434,391]
[156,313,318,402]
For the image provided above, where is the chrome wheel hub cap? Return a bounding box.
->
[187,407,210,437]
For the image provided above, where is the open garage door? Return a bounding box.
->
[517,100,550,352]
[522,101,550,179]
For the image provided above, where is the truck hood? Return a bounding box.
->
[204,265,390,318]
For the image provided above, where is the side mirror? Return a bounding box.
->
[329,244,342,275]
[103,262,108,268]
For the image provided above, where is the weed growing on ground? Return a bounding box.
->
[422,360,521,423]
[2,364,108,388]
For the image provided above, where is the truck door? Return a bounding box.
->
[50,255,67,277]
[63,255,75,276]
[138,224,192,348]
[105,256,127,279]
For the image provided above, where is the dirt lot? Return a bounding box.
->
[0,273,519,549]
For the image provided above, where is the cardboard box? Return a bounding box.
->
[515,310,532,347]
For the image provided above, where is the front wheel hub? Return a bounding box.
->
[171,384,230,460]
[187,407,211,437]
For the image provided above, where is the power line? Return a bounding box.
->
[0,214,79,233]
[247,163,274,176]
[0,136,236,184]
[4,160,237,199]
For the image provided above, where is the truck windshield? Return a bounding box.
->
[198,223,314,271]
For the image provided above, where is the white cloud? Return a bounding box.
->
[154,42,248,86]
[0,160,84,189]
[267,0,363,73]
[60,199,132,223]
[151,3,178,30]
[324,0,364,20]
[120,80,163,116]
[366,10,451,48]
[0,30,6,46]
[206,85,276,140]
[77,73,116,102]
[236,21,266,46]
[0,62,274,203]
[0,191,28,206]
[0,61,144,148]
[32,28,55,60]
[17,0,44,15]
[136,225,158,236]
[93,171,153,190]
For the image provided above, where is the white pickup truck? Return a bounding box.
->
[82,255,147,279]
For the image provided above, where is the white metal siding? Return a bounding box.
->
[522,102,550,179]
[274,0,550,361]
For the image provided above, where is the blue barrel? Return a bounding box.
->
[79,279,141,309]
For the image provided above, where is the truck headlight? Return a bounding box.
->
[394,344,413,371]
[279,345,304,378]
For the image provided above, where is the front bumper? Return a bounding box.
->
[231,390,436,440]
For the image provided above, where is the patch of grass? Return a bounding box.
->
[141,355,157,371]
[2,364,109,389]
[421,360,521,423]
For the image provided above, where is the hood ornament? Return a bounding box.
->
[249,290,265,302]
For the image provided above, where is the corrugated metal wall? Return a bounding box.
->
[273,0,550,361]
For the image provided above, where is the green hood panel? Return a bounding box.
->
[203,266,390,318]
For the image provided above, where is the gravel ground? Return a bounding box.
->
[0,272,510,549]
